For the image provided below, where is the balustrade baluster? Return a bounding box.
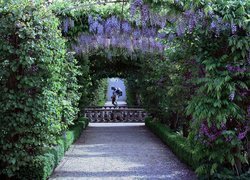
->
[93,111,98,122]
[122,111,126,122]
[83,107,147,123]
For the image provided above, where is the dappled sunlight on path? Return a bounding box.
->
[50,123,196,180]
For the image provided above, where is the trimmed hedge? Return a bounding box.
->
[17,117,89,180]
[145,117,199,170]
[145,118,250,179]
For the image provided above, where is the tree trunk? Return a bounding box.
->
[183,116,191,137]
[234,146,242,175]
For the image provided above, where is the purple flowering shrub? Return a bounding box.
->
[198,121,249,145]
[193,119,249,176]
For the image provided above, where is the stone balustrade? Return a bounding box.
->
[83,106,148,123]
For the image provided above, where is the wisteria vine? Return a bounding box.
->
[62,0,249,59]
[72,14,166,54]
[62,0,173,55]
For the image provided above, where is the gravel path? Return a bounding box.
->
[50,123,197,180]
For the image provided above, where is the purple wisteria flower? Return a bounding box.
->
[133,0,143,7]
[89,20,99,33]
[159,16,167,29]
[199,121,227,144]
[130,0,143,17]
[149,13,157,26]
[184,10,197,31]
[63,18,70,33]
[141,4,149,26]
[157,32,166,39]
[105,16,120,35]
[167,33,175,42]
[197,9,205,19]
[125,39,132,51]
[72,44,82,54]
[176,21,185,36]
[122,21,131,33]
[231,23,237,34]
[110,37,118,46]
[97,24,104,35]
[76,7,167,55]
[69,19,74,28]
[226,65,246,73]
[133,29,141,39]
[130,4,137,17]
[96,36,105,45]
[78,34,91,45]
[238,128,248,140]
[210,21,217,29]
[88,15,94,24]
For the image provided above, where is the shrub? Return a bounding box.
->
[0,0,80,177]
[146,117,250,179]
[16,117,89,179]
[17,153,55,180]
[145,117,198,169]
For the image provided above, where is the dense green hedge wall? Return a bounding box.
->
[0,0,80,177]
[87,78,108,107]
[16,117,89,180]
[125,78,141,106]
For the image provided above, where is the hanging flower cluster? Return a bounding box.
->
[170,0,239,37]
[62,17,74,33]
[130,0,169,28]
[62,0,249,61]
[129,1,244,50]
[70,13,167,54]
[59,0,171,55]
[226,65,247,73]
[199,121,227,145]
[199,120,249,146]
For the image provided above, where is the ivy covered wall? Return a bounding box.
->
[0,0,80,177]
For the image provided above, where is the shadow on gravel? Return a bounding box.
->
[50,123,197,180]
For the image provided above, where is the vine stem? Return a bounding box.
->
[56,0,129,14]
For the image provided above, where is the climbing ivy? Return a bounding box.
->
[0,0,80,177]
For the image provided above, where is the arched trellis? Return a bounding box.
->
[56,0,171,110]
[57,0,249,111]
[59,0,172,56]
[57,0,249,171]
[59,2,249,177]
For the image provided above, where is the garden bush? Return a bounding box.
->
[16,117,89,180]
[146,117,250,179]
[145,117,198,169]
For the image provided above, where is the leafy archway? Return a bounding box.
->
[55,0,250,177]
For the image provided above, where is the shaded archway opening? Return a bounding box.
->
[75,44,164,109]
